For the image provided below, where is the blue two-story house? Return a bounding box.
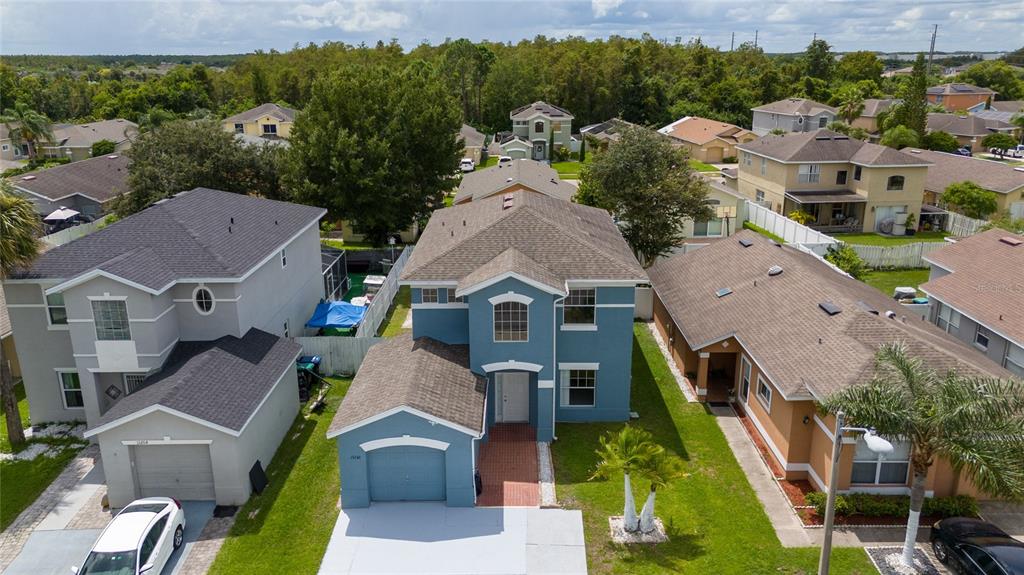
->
[327,191,646,508]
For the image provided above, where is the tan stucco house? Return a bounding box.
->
[222,103,296,139]
[658,116,757,163]
[735,130,930,233]
[902,148,1024,218]
[850,98,899,137]
[454,159,572,205]
[649,231,1016,498]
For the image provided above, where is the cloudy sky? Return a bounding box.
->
[0,0,1020,55]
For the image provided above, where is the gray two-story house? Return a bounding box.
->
[751,98,837,136]
[499,101,574,161]
[3,188,326,506]
[327,191,646,508]
[921,229,1024,379]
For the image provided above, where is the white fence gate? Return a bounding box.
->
[744,201,838,247]
[41,219,104,247]
[355,245,412,338]
[943,212,986,237]
[293,336,383,376]
[846,242,949,269]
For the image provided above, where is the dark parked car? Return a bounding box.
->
[955,147,973,157]
[930,517,1024,574]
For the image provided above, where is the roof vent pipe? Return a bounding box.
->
[885,310,896,319]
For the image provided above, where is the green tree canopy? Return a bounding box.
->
[835,51,884,84]
[958,60,1024,100]
[803,39,835,81]
[982,132,1018,156]
[286,61,462,245]
[943,181,999,219]
[921,130,959,153]
[91,139,116,156]
[879,124,919,149]
[577,126,712,266]
[884,54,929,139]
[1,102,53,160]
[824,243,867,280]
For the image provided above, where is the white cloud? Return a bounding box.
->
[633,10,649,19]
[765,4,796,23]
[592,0,624,18]
[281,0,408,31]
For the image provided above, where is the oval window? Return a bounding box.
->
[194,287,215,315]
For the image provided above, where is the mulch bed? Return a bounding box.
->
[798,507,947,527]
[732,406,786,480]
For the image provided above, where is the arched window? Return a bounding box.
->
[886,175,905,191]
[193,286,215,315]
[494,301,528,342]
[534,121,545,134]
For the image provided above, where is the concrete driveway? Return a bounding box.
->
[3,500,215,575]
[317,503,587,575]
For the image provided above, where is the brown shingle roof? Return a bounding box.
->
[13,153,129,203]
[223,103,297,124]
[658,116,755,146]
[860,98,899,118]
[454,159,572,204]
[402,191,645,290]
[737,130,931,166]
[901,148,1024,194]
[751,98,836,116]
[921,229,1024,346]
[648,231,1012,399]
[328,334,486,435]
[927,113,1013,137]
[459,124,486,149]
[49,119,137,148]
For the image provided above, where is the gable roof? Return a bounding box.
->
[85,329,301,437]
[927,83,996,96]
[454,159,572,204]
[921,229,1024,347]
[658,116,755,146]
[510,101,574,121]
[459,124,486,149]
[328,333,486,436]
[901,148,1024,195]
[860,98,900,118]
[989,100,1024,113]
[751,98,836,116]
[648,231,1014,400]
[223,103,297,124]
[927,113,1014,137]
[737,129,931,166]
[11,188,325,293]
[580,118,638,143]
[12,153,129,204]
[48,119,137,148]
[401,191,646,293]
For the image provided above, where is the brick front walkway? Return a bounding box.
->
[476,424,539,507]
[0,445,100,571]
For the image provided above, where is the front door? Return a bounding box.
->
[739,356,752,403]
[496,372,529,422]
[532,142,546,161]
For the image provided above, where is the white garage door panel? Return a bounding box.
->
[134,444,216,501]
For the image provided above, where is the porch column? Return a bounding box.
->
[696,352,710,400]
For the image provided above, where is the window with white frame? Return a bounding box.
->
[755,375,772,412]
[755,189,765,203]
[445,288,464,304]
[818,116,828,128]
[283,320,290,338]
[936,302,961,333]
[854,165,862,181]
[92,300,131,341]
[693,218,724,237]
[59,371,84,408]
[493,301,528,341]
[740,356,752,402]
[534,121,544,134]
[233,123,243,133]
[798,164,820,184]
[851,437,910,485]
[1005,343,1024,378]
[760,157,767,176]
[421,288,439,304]
[46,291,68,325]
[836,170,848,185]
[742,151,752,166]
[975,326,990,350]
[563,288,596,325]
[263,124,277,135]
[193,287,214,315]
[561,369,596,407]
[124,374,147,395]
[280,249,287,268]
[887,175,905,191]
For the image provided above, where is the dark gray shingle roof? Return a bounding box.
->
[13,188,325,291]
[88,329,301,434]
[454,159,573,204]
[737,130,931,166]
[926,113,1013,137]
[751,98,835,116]
[328,334,486,435]
[510,101,574,120]
[927,83,995,96]
[901,148,1024,194]
[223,103,297,124]
[13,154,129,203]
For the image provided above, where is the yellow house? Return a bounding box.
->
[657,116,758,163]
[904,148,1024,218]
[736,130,931,234]
[222,103,296,139]
[649,232,1014,499]
[850,98,898,137]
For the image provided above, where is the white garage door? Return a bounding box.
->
[133,444,216,501]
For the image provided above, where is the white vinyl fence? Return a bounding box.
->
[943,212,986,237]
[40,219,104,247]
[293,336,383,376]
[846,241,950,269]
[744,201,838,249]
[355,245,413,338]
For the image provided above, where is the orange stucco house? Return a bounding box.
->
[926,83,996,113]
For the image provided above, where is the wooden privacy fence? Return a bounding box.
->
[845,241,949,269]
[355,245,412,338]
[745,201,838,246]
[293,336,383,376]
[944,212,986,237]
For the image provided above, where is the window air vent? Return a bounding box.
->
[767,265,783,276]
[738,238,753,247]
[716,288,733,298]
[998,236,1022,246]
[818,301,842,316]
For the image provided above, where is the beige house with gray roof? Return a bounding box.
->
[902,148,1024,218]
[222,103,297,139]
[751,98,836,136]
[736,130,930,233]
[454,159,572,205]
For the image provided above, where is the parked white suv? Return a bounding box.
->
[73,497,186,575]
[497,156,513,166]
[459,158,475,172]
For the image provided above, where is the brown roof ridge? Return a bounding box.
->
[401,200,522,278]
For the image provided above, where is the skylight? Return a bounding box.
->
[716,288,733,298]
[818,302,842,316]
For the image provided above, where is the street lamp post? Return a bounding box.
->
[818,411,894,575]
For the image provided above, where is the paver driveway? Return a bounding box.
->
[317,502,587,575]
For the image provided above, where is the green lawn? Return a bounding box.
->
[0,381,30,453]
[477,156,499,169]
[742,221,785,244]
[552,159,591,179]
[552,324,875,574]
[833,231,949,246]
[208,378,352,575]
[320,239,386,251]
[862,269,931,298]
[688,159,720,173]
[379,285,411,337]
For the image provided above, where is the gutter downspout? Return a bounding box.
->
[473,389,487,505]
[552,291,566,441]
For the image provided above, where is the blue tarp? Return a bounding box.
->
[306,301,366,328]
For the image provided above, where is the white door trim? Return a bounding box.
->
[496,372,529,423]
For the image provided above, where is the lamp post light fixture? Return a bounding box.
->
[818,410,894,575]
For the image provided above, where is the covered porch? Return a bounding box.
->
[681,346,739,403]
[784,191,868,234]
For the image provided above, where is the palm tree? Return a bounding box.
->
[638,449,686,533]
[0,181,42,447]
[821,342,1024,568]
[1,102,54,161]
[837,93,865,125]
[590,425,661,533]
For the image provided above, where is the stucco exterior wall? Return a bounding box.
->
[222,116,293,139]
[752,110,835,136]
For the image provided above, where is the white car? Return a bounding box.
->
[459,158,475,172]
[497,156,513,166]
[73,497,186,575]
